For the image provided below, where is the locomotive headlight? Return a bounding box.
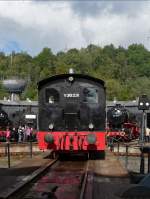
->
[89,123,94,130]
[140,102,144,106]
[49,123,54,130]
[146,102,149,106]
[69,68,74,74]
[138,95,150,110]
[68,76,74,82]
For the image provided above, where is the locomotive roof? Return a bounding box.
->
[38,74,105,90]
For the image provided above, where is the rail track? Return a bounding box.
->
[0,158,57,199]
[0,156,90,199]
[0,149,135,199]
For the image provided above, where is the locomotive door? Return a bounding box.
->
[62,84,81,131]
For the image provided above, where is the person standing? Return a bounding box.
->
[26,126,31,141]
[18,126,23,143]
[145,127,150,142]
[6,127,11,142]
[12,127,18,142]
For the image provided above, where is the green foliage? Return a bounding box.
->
[0,81,9,99]
[0,44,150,100]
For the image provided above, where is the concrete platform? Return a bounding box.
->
[0,142,41,155]
[0,151,51,195]
[89,149,129,177]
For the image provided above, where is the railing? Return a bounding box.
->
[0,141,39,168]
[107,137,150,174]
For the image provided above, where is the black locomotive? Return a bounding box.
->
[38,74,106,131]
[37,72,106,157]
[0,104,11,129]
[107,104,139,140]
[107,104,129,130]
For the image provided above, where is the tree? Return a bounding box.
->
[0,44,150,100]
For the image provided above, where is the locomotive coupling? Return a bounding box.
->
[69,135,74,151]
[70,135,74,143]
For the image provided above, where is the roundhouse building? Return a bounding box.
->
[0,99,149,130]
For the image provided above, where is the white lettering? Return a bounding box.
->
[25,114,36,119]
[64,93,80,98]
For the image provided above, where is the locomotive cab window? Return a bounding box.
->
[45,88,59,104]
[83,87,98,103]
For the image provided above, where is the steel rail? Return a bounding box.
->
[79,161,89,199]
[0,158,58,199]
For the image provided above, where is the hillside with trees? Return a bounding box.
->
[0,43,150,101]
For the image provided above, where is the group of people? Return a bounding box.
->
[0,125,36,142]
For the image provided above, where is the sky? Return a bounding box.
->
[0,0,150,56]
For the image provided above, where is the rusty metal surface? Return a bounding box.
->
[23,150,129,199]
[24,160,88,199]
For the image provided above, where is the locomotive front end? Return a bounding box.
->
[107,104,139,141]
[37,73,106,159]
